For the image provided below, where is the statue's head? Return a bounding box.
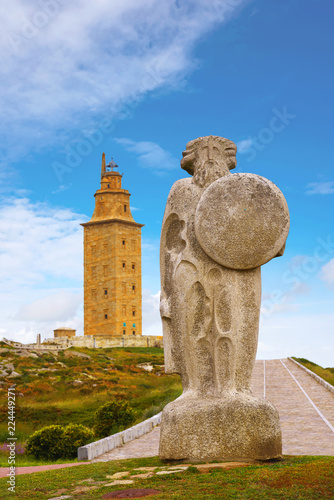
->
[181,136,237,187]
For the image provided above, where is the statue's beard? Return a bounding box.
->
[192,160,229,188]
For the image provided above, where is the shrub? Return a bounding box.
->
[26,425,64,460]
[94,400,135,438]
[26,423,93,460]
[62,424,94,458]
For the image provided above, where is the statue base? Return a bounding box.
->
[159,393,282,462]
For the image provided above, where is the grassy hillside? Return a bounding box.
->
[292,357,334,386]
[0,344,182,450]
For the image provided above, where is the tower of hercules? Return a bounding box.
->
[82,154,143,337]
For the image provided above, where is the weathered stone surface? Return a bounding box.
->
[195,173,289,269]
[159,394,282,461]
[159,135,289,461]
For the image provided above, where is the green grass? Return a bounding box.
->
[0,347,182,453]
[292,357,334,386]
[0,455,333,499]
[0,454,79,467]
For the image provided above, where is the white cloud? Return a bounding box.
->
[115,138,179,174]
[320,259,334,288]
[142,289,162,336]
[15,291,82,322]
[237,138,254,153]
[306,181,334,195]
[258,312,334,368]
[0,0,247,166]
[0,197,87,289]
[0,196,86,341]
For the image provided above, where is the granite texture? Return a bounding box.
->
[159,135,289,461]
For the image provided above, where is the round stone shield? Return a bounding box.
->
[194,173,290,270]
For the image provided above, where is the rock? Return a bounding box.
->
[106,472,130,479]
[195,462,251,473]
[72,380,83,386]
[81,372,96,379]
[64,350,91,359]
[7,371,22,378]
[104,480,134,487]
[15,350,39,358]
[136,363,154,372]
[129,473,154,479]
[156,470,185,475]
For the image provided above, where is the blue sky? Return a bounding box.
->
[0,0,333,367]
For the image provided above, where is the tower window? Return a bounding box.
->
[122,262,126,268]
[124,205,127,212]
[132,285,136,291]
[104,289,108,297]
[131,263,135,271]
[104,309,108,320]
[122,239,126,246]
[107,184,110,188]
[132,310,136,316]
[105,314,108,319]
[123,330,126,335]
[132,331,136,336]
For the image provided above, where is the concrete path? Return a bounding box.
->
[93,358,334,462]
[251,358,334,456]
[0,461,90,478]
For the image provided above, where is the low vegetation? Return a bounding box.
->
[94,400,135,438]
[292,357,334,386]
[0,344,182,464]
[26,424,94,460]
[1,455,333,499]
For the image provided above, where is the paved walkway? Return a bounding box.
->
[93,358,334,462]
[0,461,90,479]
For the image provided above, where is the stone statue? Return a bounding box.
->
[159,136,289,461]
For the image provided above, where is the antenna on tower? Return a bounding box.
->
[106,158,119,172]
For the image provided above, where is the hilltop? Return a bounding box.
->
[0,344,182,444]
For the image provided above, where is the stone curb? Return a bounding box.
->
[78,413,162,461]
[288,357,334,395]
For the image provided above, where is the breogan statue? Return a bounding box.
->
[159,136,289,461]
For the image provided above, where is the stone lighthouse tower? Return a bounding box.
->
[82,154,143,337]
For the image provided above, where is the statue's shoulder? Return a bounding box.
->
[166,178,195,205]
[163,178,200,223]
